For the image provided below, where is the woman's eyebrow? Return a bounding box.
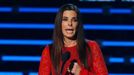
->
[72,17,77,19]
[62,16,68,18]
[62,16,77,19]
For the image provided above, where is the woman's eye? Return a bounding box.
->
[75,19,78,21]
[62,18,67,21]
[73,19,78,22]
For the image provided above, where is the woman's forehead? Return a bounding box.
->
[63,10,77,17]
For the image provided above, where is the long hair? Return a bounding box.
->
[50,4,91,75]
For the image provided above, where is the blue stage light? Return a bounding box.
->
[84,24,134,30]
[0,23,134,31]
[0,39,52,45]
[109,73,134,75]
[110,8,132,14]
[0,23,54,29]
[0,7,12,12]
[19,7,132,14]
[109,57,125,63]
[0,72,23,75]
[29,72,38,75]
[102,41,134,47]
[2,56,41,62]
[19,7,103,13]
[19,7,58,13]
[130,58,134,63]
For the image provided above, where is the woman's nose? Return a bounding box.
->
[68,21,72,26]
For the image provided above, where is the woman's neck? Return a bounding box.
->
[64,38,77,47]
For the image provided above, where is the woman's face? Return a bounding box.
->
[62,10,78,39]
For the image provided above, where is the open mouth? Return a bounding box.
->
[65,29,74,33]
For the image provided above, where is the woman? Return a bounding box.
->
[39,4,108,75]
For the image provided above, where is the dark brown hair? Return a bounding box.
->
[50,4,91,75]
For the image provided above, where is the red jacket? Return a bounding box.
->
[39,40,108,75]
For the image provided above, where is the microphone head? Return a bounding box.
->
[62,52,70,63]
[69,60,77,71]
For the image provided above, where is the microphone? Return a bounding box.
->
[65,60,77,75]
[69,60,77,71]
[61,52,70,75]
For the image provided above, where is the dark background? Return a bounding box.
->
[0,1,134,75]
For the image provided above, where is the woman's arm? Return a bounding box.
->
[39,46,51,75]
[80,41,108,75]
[92,41,108,75]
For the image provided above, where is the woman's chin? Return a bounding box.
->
[65,35,75,39]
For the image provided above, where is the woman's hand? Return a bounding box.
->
[70,63,81,75]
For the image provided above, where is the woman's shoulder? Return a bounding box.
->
[85,39,98,46]
[86,39,102,53]
[43,44,52,50]
[86,39,101,51]
[42,44,52,55]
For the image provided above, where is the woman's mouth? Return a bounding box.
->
[65,29,74,34]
